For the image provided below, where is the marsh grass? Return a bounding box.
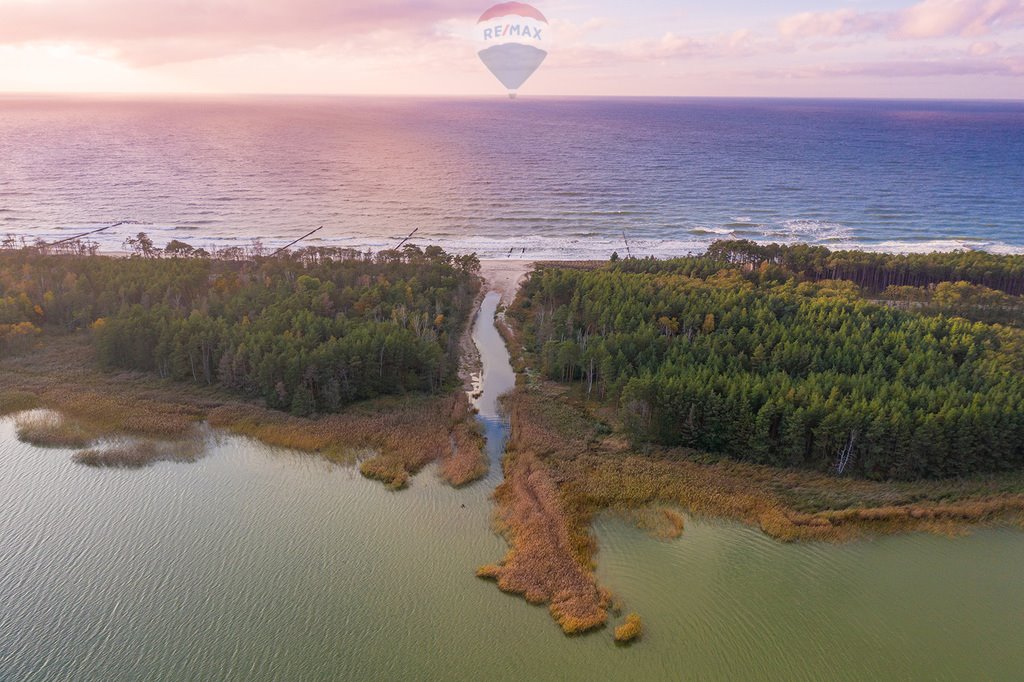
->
[74,437,204,468]
[614,613,643,644]
[477,450,610,634]
[2,335,475,484]
[560,453,1024,543]
[15,411,95,448]
[480,380,1024,635]
[10,393,201,450]
[1,337,208,439]
[210,397,446,489]
[440,394,488,487]
[209,392,483,490]
[622,507,686,540]
[57,392,199,439]
[0,390,41,416]
[507,379,1024,540]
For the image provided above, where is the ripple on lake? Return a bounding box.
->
[2,415,1023,681]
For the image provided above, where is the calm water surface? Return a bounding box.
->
[2,96,1023,258]
[3,295,1024,680]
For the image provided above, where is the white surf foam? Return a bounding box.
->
[11,222,1024,260]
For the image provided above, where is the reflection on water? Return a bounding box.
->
[2,291,1024,680]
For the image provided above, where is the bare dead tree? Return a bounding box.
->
[394,228,419,250]
[834,430,858,475]
[270,226,324,258]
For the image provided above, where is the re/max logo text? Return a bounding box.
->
[483,25,543,40]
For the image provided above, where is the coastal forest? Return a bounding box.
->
[512,244,1024,480]
[0,241,479,416]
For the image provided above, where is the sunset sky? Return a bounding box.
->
[0,0,1022,99]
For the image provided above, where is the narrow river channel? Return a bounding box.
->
[469,291,515,471]
[2,287,1023,680]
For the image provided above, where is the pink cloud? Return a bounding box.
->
[898,0,1024,38]
[0,0,483,64]
[769,55,1024,78]
[553,28,782,68]
[968,40,1003,54]
[779,9,888,39]
[779,0,1024,41]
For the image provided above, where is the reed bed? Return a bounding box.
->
[508,382,1024,544]
[0,390,41,416]
[477,450,610,634]
[8,390,202,452]
[209,392,483,490]
[440,394,488,487]
[556,451,1024,542]
[74,437,204,468]
[622,507,686,540]
[2,343,205,441]
[48,391,200,439]
[473,386,625,634]
[614,613,643,643]
[15,411,94,449]
[480,380,1024,636]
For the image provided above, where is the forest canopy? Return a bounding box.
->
[512,246,1024,481]
[0,243,480,416]
[704,240,1024,296]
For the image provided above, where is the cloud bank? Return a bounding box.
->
[0,0,1021,96]
[0,0,482,64]
[780,0,1024,40]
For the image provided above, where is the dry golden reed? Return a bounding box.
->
[477,450,609,634]
[478,378,1024,635]
[559,452,1024,543]
[15,411,93,448]
[210,392,485,490]
[614,613,643,643]
[624,507,685,540]
[1,336,206,438]
[74,438,204,468]
[440,394,489,487]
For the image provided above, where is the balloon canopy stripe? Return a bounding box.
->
[477,44,548,91]
[477,2,548,24]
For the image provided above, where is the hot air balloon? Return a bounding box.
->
[476,2,549,98]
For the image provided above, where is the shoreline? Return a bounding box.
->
[4,249,1024,641]
[10,234,1024,260]
[469,255,1024,634]
[13,236,1024,263]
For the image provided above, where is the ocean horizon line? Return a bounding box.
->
[2,92,1023,105]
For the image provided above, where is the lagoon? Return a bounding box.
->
[2,292,1023,681]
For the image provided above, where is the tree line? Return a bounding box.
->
[702,240,1024,296]
[0,241,480,416]
[512,258,1024,480]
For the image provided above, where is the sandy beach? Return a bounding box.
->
[478,260,535,307]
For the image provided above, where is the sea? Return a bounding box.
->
[1,95,1022,259]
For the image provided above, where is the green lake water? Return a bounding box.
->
[2,292,1023,680]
